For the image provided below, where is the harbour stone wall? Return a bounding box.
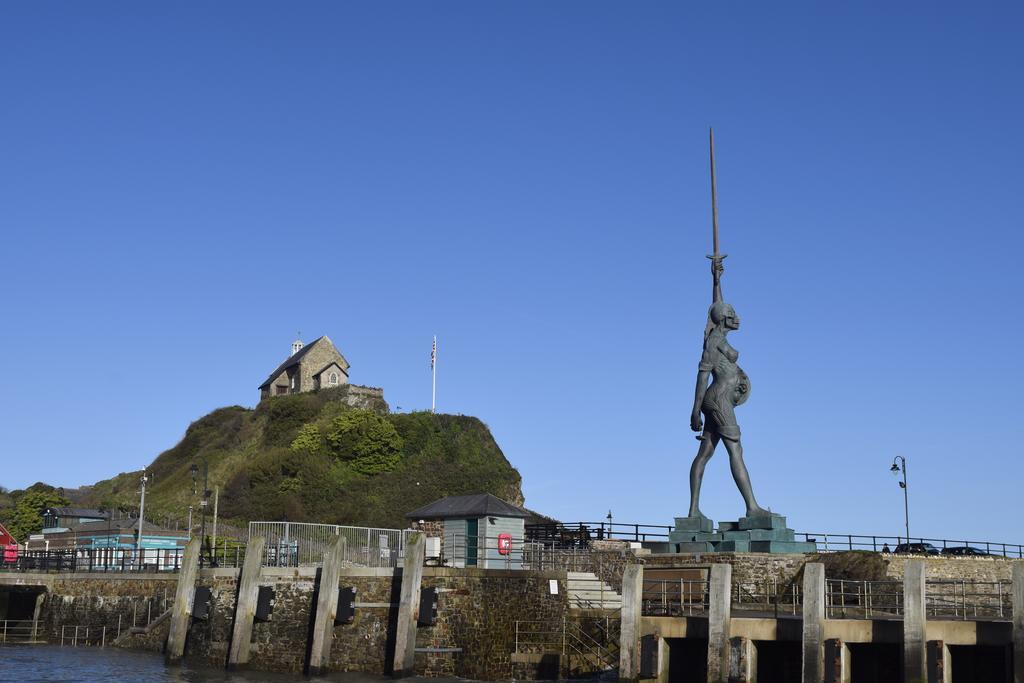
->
[26,565,568,678]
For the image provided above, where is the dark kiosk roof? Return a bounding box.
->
[259,336,326,389]
[406,493,530,520]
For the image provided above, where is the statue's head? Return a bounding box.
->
[709,301,740,330]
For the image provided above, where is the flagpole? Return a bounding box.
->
[431,336,437,413]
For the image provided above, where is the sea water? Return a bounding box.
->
[0,646,468,683]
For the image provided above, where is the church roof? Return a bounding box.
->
[259,336,349,389]
[405,493,531,520]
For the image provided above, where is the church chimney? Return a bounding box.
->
[291,334,304,356]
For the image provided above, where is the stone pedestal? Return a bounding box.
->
[667,514,816,554]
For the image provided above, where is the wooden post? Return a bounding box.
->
[392,531,426,678]
[227,536,266,669]
[802,563,825,683]
[708,563,733,683]
[926,640,950,683]
[904,560,927,683]
[308,534,347,676]
[728,636,755,682]
[618,564,643,680]
[165,537,202,665]
[1012,562,1024,683]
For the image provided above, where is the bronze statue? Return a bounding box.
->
[687,129,769,520]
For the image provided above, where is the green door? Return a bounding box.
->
[465,519,478,566]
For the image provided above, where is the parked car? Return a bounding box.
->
[894,542,940,555]
[940,546,991,557]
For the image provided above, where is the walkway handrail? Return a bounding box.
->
[526,522,1024,558]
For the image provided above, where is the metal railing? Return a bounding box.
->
[0,545,247,573]
[60,625,107,647]
[0,548,189,573]
[826,580,904,619]
[526,522,672,548]
[0,620,40,644]
[526,522,1024,558]
[926,580,1012,620]
[732,579,802,616]
[433,532,541,570]
[249,521,412,568]
[513,618,619,673]
[797,534,1024,558]
[641,578,709,617]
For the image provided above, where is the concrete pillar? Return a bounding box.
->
[824,639,848,683]
[903,560,927,683]
[801,562,825,683]
[708,563,733,683]
[619,564,644,680]
[308,535,347,676]
[392,531,426,678]
[728,636,755,682]
[227,536,266,670]
[165,537,202,665]
[926,640,950,683]
[1013,562,1024,683]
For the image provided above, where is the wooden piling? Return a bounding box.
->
[165,537,202,665]
[392,531,426,678]
[227,536,266,669]
[708,563,732,682]
[904,560,927,683]
[307,534,347,676]
[618,564,643,680]
[1012,562,1024,683]
[801,563,825,683]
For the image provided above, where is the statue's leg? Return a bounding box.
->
[688,434,718,518]
[721,437,770,517]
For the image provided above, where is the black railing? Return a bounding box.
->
[526,522,672,548]
[527,523,1024,558]
[795,534,1024,558]
[0,548,187,573]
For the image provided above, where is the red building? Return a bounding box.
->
[0,523,16,546]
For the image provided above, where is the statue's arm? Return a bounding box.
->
[690,369,710,431]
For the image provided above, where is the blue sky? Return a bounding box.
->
[2,3,1022,544]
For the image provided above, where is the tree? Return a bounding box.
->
[325,410,404,475]
[7,489,69,542]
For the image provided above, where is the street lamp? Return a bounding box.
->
[191,460,212,566]
[890,456,909,544]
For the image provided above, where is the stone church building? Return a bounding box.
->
[259,336,351,400]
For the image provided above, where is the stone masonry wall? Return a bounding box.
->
[24,564,567,679]
[35,573,179,646]
[416,568,568,680]
[640,551,809,585]
[881,554,1018,582]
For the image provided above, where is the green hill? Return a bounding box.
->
[56,386,525,533]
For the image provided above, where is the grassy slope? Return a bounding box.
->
[79,388,524,532]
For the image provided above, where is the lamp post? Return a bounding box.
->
[606,509,613,540]
[191,461,212,565]
[890,456,910,544]
[136,472,149,569]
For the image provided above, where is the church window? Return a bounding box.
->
[291,377,296,390]
[329,372,339,385]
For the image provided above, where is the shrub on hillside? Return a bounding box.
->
[325,410,404,475]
